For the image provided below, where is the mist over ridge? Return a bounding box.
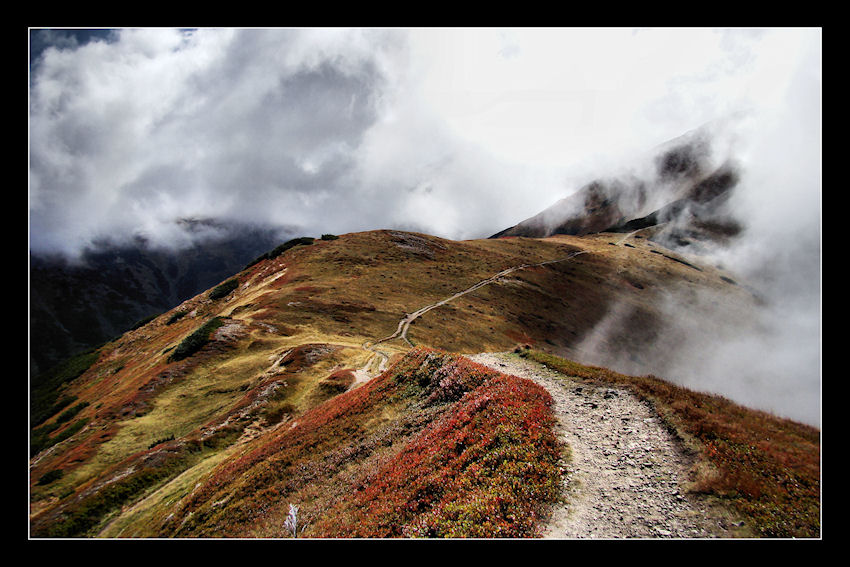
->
[29,28,820,425]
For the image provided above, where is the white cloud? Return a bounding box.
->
[29,27,820,256]
[28,27,821,424]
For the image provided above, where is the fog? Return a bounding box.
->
[29,27,821,425]
[567,57,821,425]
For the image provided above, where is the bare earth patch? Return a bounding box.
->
[469,352,742,539]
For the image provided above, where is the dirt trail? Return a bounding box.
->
[352,250,589,384]
[372,229,662,354]
[469,352,739,539]
[373,250,588,348]
[349,231,741,537]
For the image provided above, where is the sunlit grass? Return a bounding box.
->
[97,445,241,538]
[154,348,561,538]
[32,230,779,538]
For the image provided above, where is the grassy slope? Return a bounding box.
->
[154,349,561,538]
[29,229,815,538]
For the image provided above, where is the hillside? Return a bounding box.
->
[29,222,283,377]
[28,229,820,538]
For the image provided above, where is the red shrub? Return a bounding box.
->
[162,349,561,538]
[311,357,561,538]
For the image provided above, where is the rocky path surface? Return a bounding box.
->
[469,352,738,539]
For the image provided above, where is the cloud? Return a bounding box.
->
[30,27,818,256]
[561,28,821,426]
[29,28,399,254]
[28,27,820,423]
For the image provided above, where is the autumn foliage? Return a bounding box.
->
[162,348,562,538]
[523,349,820,538]
[311,368,561,537]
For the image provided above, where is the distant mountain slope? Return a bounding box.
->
[491,127,743,251]
[29,223,283,376]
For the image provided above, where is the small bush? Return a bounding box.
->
[37,469,64,486]
[269,237,314,258]
[168,317,226,363]
[320,234,339,241]
[56,402,89,424]
[244,237,315,268]
[318,370,356,395]
[31,350,99,428]
[262,403,295,426]
[209,279,239,300]
[129,312,161,331]
[148,434,176,450]
[31,418,89,457]
[167,310,189,325]
[33,395,76,428]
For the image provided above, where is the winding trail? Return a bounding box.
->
[352,249,588,385]
[369,227,663,355]
[374,250,588,348]
[468,352,736,539]
[351,229,741,538]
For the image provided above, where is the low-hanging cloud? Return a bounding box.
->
[564,30,821,426]
[28,28,565,256]
[29,28,400,254]
[29,28,820,424]
[31,28,819,256]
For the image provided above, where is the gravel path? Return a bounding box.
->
[469,352,738,539]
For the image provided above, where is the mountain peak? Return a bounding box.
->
[492,128,743,251]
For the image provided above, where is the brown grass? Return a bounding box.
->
[31,229,780,538]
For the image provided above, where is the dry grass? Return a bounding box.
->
[31,229,779,538]
[150,349,561,538]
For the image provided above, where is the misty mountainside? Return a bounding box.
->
[29,228,819,538]
[29,221,284,377]
[492,127,743,252]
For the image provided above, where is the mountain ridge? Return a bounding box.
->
[29,227,820,538]
[29,223,285,377]
[491,126,744,253]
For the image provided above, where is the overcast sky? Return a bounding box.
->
[29,27,821,255]
[28,27,822,424]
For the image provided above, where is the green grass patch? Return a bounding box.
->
[31,418,90,457]
[166,310,189,325]
[56,402,89,424]
[31,350,100,428]
[129,312,161,331]
[31,425,242,538]
[244,237,315,268]
[96,445,241,538]
[209,279,239,300]
[37,469,64,486]
[167,318,226,362]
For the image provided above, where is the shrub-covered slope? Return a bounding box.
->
[157,349,561,538]
[30,229,811,538]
